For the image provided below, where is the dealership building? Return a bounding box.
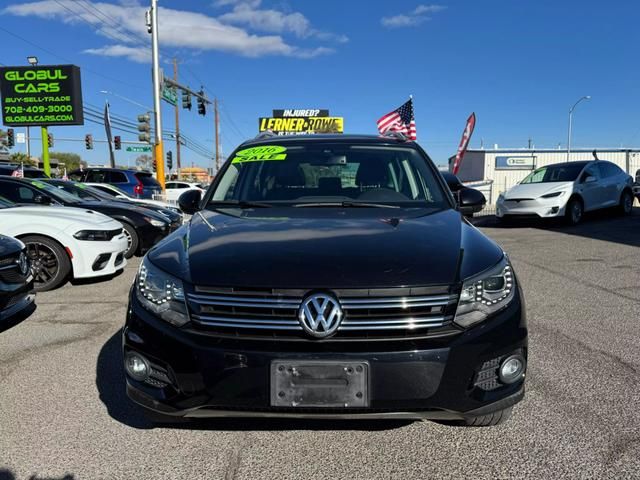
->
[449,148,640,204]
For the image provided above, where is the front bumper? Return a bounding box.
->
[137,221,181,253]
[123,288,527,420]
[0,276,36,330]
[71,235,128,279]
[496,196,568,218]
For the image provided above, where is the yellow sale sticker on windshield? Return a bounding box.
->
[30,181,47,189]
[232,145,287,164]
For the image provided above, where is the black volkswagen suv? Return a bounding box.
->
[124,134,527,426]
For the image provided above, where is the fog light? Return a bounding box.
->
[125,352,149,381]
[550,206,559,214]
[499,354,525,384]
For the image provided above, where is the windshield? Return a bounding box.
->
[521,164,586,184]
[209,144,448,209]
[96,184,130,197]
[0,195,15,209]
[46,181,104,201]
[29,180,82,203]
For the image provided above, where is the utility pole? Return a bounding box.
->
[25,127,30,160]
[173,57,181,173]
[214,97,220,173]
[41,126,50,175]
[149,0,165,188]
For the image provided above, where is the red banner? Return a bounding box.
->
[452,112,476,175]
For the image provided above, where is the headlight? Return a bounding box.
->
[136,257,189,326]
[540,191,564,199]
[454,256,516,328]
[73,230,111,241]
[146,217,168,228]
[497,193,505,202]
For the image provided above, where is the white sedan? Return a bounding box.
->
[84,182,181,214]
[496,160,634,225]
[164,181,205,203]
[0,196,128,291]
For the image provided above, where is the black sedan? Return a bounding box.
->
[0,234,36,333]
[441,172,487,216]
[42,179,183,226]
[0,177,177,258]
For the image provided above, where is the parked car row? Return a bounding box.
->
[0,174,184,293]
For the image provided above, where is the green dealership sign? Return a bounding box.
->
[0,64,84,127]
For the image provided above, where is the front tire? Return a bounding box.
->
[21,235,72,292]
[462,407,513,427]
[619,190,634,215]
[565,198,583,225]
[121,222,140,259]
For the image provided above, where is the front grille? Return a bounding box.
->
[186,286,459,341]
[0,253,27,284]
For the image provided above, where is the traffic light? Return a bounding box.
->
[197,90,206,116]
[47,133,54,148]
[152,157,157,172]
[85,134,94,150]
[166,151,173,170]
[114,135,121,150]
[137,113,151,143]
[6,129,14,147]
[182,91,192,110]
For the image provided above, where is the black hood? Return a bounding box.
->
[0,234,23,258]
[149,207,503,289]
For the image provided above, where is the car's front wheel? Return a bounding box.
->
[121,222,140,259]
[619,190,634,215]
[565,198,583,225]
[21,235,72,291]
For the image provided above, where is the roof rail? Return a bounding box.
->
[382,131,408,142]
[254,130,278,140]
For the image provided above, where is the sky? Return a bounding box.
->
[1,0,640,169]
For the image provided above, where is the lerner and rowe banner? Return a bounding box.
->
[259,108,343,135]
[0,65,84,127]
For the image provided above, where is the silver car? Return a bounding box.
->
[496,160,634,224]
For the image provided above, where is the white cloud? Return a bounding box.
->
[3,0,340,60]
[84,45,151,63]
[216,0,348,42]
[381,4,446,28]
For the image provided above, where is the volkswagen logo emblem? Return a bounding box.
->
[17,252,29,276]
[298,293,343,338]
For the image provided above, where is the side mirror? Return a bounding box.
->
[584,175,597,184]
[458,188,486,215]
[34,194,52,205]
[178,189,202,214]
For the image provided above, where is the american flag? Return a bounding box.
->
[376,98,417,140]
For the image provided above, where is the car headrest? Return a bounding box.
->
[355,162,389,188]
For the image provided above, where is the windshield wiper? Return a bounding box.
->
[207,200,272,209]
[293,201,400,209]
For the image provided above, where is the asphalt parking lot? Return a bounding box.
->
[1,209,639,480]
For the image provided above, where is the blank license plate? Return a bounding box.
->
[270,360,369,408]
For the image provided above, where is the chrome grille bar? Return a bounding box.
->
[188,289,457,334]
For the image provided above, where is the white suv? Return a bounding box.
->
[496,160,634,224]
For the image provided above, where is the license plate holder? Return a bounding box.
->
[270,360,369,408]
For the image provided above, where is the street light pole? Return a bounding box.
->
[99,90,153,111]
[567,95,591,162]
[149,0,165,189]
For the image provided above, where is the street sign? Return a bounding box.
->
[126,146,152,152]
[161,86,177,106]
[0,65,84,127]
[16,132,25,144]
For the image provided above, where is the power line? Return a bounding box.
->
[0,25,144,90]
